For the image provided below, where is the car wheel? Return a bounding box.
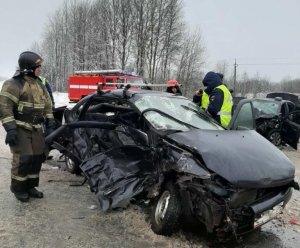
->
[150,182,181,236]
[65,156,81,174]
[267,129,282,146]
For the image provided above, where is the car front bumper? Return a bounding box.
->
[250,187,292,228]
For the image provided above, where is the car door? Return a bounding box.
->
[227,99,256,130]
[281,120,300,150]
[278,102,299,149]
[228,99,300,149]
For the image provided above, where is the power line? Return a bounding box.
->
[235,57,300,61]
[220,57,300,61]
[238,63,300,66]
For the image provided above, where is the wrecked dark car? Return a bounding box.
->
[267,92,300,110]
[250,98,300,148]
[46,88,299,240]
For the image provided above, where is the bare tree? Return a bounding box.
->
[132,0,151,77]
[176,29,205,97]
[39,0,206,94]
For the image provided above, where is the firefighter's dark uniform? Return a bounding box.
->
[0,52,54,202]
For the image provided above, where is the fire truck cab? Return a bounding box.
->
[68,69,144,102]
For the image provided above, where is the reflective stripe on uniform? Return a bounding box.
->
[15,120,42,130]
[19,101,33,108]
[11,174,39,181]
[0,92,19,104]
[217,111,232,116]
[18,101,45,109]
[34,103,46,109]
[27,174,39,179]
[46,113,54,118]
[1,116,15,124]
[11,174,28,181]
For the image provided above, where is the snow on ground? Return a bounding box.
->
[53,91,69,108]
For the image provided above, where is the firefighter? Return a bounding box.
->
[166,80,182,96]
[202,71,233,128]
[0,51,55,202]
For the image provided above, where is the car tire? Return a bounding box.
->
[267,129,282,146]
[150,182,181,236]
[65,156,81,174]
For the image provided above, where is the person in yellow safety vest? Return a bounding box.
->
[202,71,233,128]
[201,90,209,109]
[193,89,209,110]
[38,76,55,109]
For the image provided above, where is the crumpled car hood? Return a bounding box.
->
[167,130,295,188]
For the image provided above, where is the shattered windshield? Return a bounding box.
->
[135,95,223,131]
[253,100,281,116]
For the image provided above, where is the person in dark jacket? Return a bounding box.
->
[193,88,203,106]
[202,71,233,128]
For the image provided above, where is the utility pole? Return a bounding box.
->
[233,59,238,96]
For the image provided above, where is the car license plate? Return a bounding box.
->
[254,202,284,228]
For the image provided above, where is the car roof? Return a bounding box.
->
[253,97,293,105]
[95,89,186,102]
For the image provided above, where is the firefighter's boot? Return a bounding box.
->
[28,188,44,198]
[14,192,30,202]
[10,186,29,202]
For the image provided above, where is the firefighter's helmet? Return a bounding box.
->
[166,79,178,87]
[18,51,43,71]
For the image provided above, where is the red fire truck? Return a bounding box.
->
[68,69,144,102]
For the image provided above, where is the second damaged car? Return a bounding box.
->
[46,87,299,240]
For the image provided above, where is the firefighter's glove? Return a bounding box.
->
[45,119,56,137]
[5,129,18,146]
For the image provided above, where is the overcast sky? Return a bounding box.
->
[1,0,299,82]
[184,0,300,82]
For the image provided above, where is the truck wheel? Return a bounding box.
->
[267,129,282,146]
[65,156,81,174]
[150,182,181,236]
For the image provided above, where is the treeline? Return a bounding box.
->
[214,64,300,97]
[36,0,205,96]
[35,0,299,98]
[233,76,300,97]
